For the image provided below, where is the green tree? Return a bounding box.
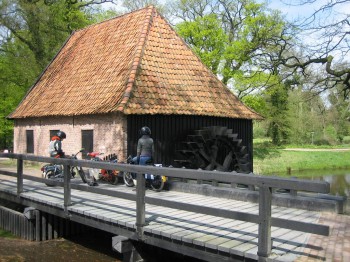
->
[0,0,110,149]
[266,83,290,145]
[0,0,93,67]
[170,0,295,143]
[175,14,227,75]
[287,87,326,144]
[241,94,268,117]
[120,0,167,15]
[0,34,40,149]
[171,0,292,98]
[327,86,350,143]
[280,0,350,98]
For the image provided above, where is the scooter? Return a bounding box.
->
[87,152,119,185]
[121,156,167,192]
[41,149,91,186]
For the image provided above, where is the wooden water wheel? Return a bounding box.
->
[174,126,251,173]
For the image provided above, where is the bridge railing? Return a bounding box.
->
[0,153,330,261]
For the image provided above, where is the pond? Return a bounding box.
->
[273,168,350,214]
[273,168,350,198]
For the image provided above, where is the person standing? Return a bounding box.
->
[48,131,66,158]
[134,126,154,165]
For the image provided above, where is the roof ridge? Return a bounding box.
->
[117,6,155,112]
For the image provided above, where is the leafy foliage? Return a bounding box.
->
[176,14,227,75]
[170,0,350,145]
[266,84,291,145]
[0,0,100,149]
[122,0,166,13]
[171,0,290,97]
[281,0,350,98]
[0,0,349,150]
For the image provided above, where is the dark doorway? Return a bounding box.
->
[82,130,93,159]
[26,130,34,154]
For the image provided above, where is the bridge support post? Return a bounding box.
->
[17,156,23,195]
[136,172,146,240]
[64,164,71,214]
[257,185,272,262]
[112,236,144,262]
[35,210,41,241]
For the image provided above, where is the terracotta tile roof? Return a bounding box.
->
[9,6,262,120]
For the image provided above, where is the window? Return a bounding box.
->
[81,130,93,159]
[49,130,60,141]
[26,130,34,153]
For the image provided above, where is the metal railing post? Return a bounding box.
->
[136,172,146,240]
[17,156,23,195]
[258,185,272,262]
[63,164,71,213]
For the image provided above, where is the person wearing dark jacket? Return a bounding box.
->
[48,131,66,158]
[134,126,154,165]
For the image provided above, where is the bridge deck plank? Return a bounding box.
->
[0,176,323,261]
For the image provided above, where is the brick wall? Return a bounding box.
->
[13,113,128,161]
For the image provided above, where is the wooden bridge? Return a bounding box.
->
[0,153,335,262]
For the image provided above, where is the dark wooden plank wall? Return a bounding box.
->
[127,114,253,171]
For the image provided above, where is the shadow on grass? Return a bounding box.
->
[253,141,281,160]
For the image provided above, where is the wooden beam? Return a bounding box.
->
[257,186,272,260]
[0,153,330,193]
[63,164,71,211]
[136,172,146,240]
[17,157,23,195]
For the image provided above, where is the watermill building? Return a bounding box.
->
[9,6,262,172]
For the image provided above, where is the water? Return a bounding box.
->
[273,168,350,214]
[275,168,350,198]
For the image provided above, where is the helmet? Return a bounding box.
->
[56,131,66,139]
[140,126,151,136]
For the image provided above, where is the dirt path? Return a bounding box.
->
[284,148,350,152]
[0,233,121,262]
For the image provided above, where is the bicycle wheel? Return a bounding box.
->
[122,171,135,187]
[150,175,164,192]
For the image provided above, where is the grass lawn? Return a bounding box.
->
[253,141,350,175]
[0,159,40,169]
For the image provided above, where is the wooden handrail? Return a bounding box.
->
[0,153,330,192]
[0,153,330,261]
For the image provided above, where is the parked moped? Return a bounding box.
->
[41,149,89,186]
[87,152,119,185]
[120,156,167,192]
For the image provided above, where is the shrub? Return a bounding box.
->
[313,138,332,146]
[343,136,350,144]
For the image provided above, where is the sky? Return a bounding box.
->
[264,0,349,60]
[103,1,349,23]
[266,0,319,20]
[265,0,350,24]
[102,0,349,56]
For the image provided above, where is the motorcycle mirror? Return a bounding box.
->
[80,148,85,152]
